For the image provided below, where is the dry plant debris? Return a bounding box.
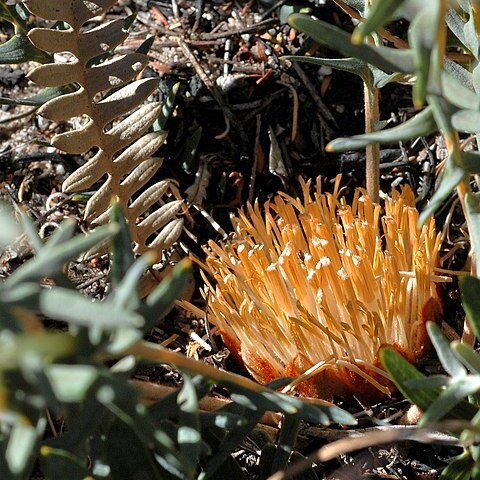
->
[200,177,449,401]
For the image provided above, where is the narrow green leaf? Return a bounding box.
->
[5,416,46,475]
[381,347,441,412]
[327,107,437,152]
[420,376,480,424]
[442,73,480,110]
[405,375,449,389]
[352,0,406,44]
[460,276,480,340]
[40,288,144,329]
[109,201,135,289]
[154,82,180,131]
[177,374,202,474]
[272,415,299,474]
[143,259,193,328]
[259,442,276,479]
[40,447,90,480]
[452,110,480,133]
[0,34,51,64]
[45,365,98,403]
[288,13,415,74]
[0,203,20,249]
[6,223,118,287]
[466,193,480,274]
[199,411,246,429]
[0,84,79,107]
[418,154,466,224]
[452,341,480,374]
[110,253,154,311]
[282,55,370,83]
[409,7,437,106]
[440,452,475,480]
[427,322,466,377]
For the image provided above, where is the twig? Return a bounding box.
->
[200,18,278,40]
[292,62,336,135]
[178,39,248,147]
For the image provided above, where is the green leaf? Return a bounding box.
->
[282,55,370,83]
[408,6,438,106]
[0,33,51,64]
[109,201,135,289]
[177,374,202,475]
[40,447,90,480]
[0,203,20,249]
[110,253,153,311]
[272,415,299,474]
[440,452,475,480]
[154,82,180,131]
[352,0,407,44]
[427,322,466,378]
[0,332,78,370]
[40,287,144,329]
[142,259,193,329]
[381,347,442,412]
[45,365,98,402]
[259,442,276,479]
[5,416,46,475]
[288,13,415,74]
[442,73,480,110]
[326,107,437,152]
[0,84,79,107]
[418,153,466,224]
[460,276,480,340]
[466,193,480,274]
[6,223,118,287]
[452,110,480,133]
[420,375,480,424]
[452,341,480,374]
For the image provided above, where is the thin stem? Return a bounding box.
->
[364,81,380,202]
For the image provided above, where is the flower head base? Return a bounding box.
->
[201,178,447,401]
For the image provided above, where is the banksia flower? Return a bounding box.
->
[200,178,447,401]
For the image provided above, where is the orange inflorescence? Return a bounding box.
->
[200,178,448,401]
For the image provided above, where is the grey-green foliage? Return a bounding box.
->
[0,0,74,109]
[0,203,355,480]
[285,0,480,223]
[381,275,480,480]
[0,0,50,64]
